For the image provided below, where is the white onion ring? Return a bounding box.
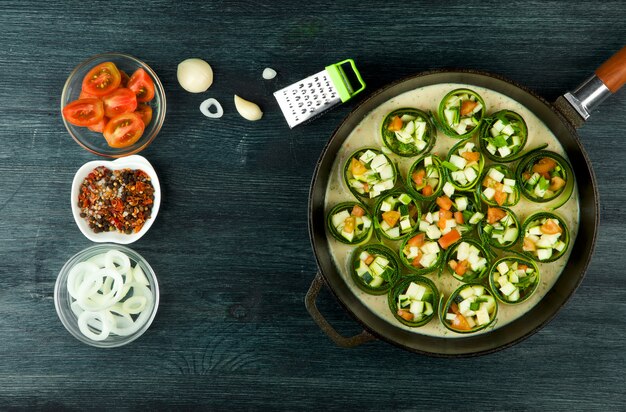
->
[75,268,125,311]
[77,311,112,341]
[200,98,224,118]
[67,262,99,299]
[122,296,147,314]
[132,265,150,286]
[105,250,131,278]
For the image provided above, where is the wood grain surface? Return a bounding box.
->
[1,0,625,409]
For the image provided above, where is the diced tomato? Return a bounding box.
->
[412,169,425,186]
[452,313,472,331]
[351,205,365,217]
[411,251,423,267]
[541,219,562,234]
[387,115,404,132]
[448,259,458,270]
[438,209,452,230]
[518,264,529,271]
[397,309,414,321]
[549,176,566,191]
[119,70,130,87]
[79,89,98,99]
[407,233,425,247]
[460,100,478,116]
[62,98,104,126]
[343,217,355,233]
[454,211,464,224]
[461,151,480,162]
[455,259,469,276]
[127,68,155,103]
[523,237,537,251]
[350,158,367,176]
[135,104,153,126]
[382,211,401,227]
[522,172,531,181]
[483,176,496,188]
[532,157,557,174]
[88,116,108,133]
[436,195,453,211]
[450,302,460,315]
[487,207,507,224]
[102,88,138,118]
[102,112,145,148]
[364,255,374,265]
[82,62,121,97]
[438,229,461,249]
[422,185,433,196]
[494,190,507,206]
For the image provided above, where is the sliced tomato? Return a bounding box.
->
[102,88,138,118]
[438,229,461,249]
[103,112,145,148]
[128,68,155,102]
[407,233,425,247]
[387,115,403,132]
[135,104,153,126]
[412,169,425,186]
[454,211,464,224]
[422,185,433,196]
[82,62,121,97]
[487,207,507,224]
[460,100,478,116]
[549,176,566,191]
[541,219,562,234]
[461,151,480,162]
[62,98,104,126]
[455,259,469,276]
[411,251,423,267]
[351,205,365,217]
[79,89,98,99]
[350,158,367,175]
[382,211,401,227]
[88,116,108,133]
[119,70,130,87]
[494,190,507,206]
[448,260,458,270]
[364,255,374,265]
[452,313,472,331]
[343,217,355,233]
[397,309,414,321]
[532,157,557,174]
[523,237,537,251]
[436,195,453,211]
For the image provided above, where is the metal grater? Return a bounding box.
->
[273,59,365,128]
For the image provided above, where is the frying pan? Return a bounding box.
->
[306,46,626,356]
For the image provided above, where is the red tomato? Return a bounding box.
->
[422,185,433,196]
[128,68,155,102]
[452,314,471,331]
[82,62,121,97]
[119,70,130,87]
[387,115,403,131]
[102,88,137,118]
[62,98,104,126]
[135,104,153,126]
[487,207,507,224]
[103,112,145,148]
[88,116,108,133]
[79,89,98,99]
[407,233,425,247]
[438,229,461,250]
[436,195,453,211]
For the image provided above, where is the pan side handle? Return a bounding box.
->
[305,273,375,348]
[560,46,626,126]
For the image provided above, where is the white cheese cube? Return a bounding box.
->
[423,156,433,167]
[455,197,468,211]
[419,253,437,268]
[425,225,442,240]
[449,154,467,170]
[443,182,455,197]
[503,178,516,187]
[488,168,505,182]
[406,282,425,300]
[471,258,487,272]
[500,282,517,296]
[459,287,475,300]
[457,242,470,261]
[370,154,388,171]
[359,150,377,163]
[419,220,430,232]
[498,146,511,158]
[497,262,509,275]
[421,241,440,255]
[386,227,400,238]
[537,248,553,261]
[475,307,490,325]
[379,164,394,180]
[380,200,392,212]
[410,301,425,316]
[464,167,478,183]
[483,187,496,200]
[400,218,411,231]
[332,211,350,228]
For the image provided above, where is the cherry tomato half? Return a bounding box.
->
[88,116,109,133]
[103,112,145,148]
[135,104,153,126]
[79,89,98,99]
[119,70,130,88]
[102,88,138,118]
[82,62,121,97]
[127,68,155,103]
[62,98,104,127]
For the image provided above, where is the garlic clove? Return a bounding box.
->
[234,95,263,121]
[262,67,277,80]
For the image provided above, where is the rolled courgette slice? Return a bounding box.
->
[398,232,444,275]
[381,108,436,157]
[516,150,574,209]
[440,283,498,334]
[479,110,528,162]
[326,202,374,245]
[444,139,485,191]
[521,212,569,262]
[477,164,520,207]
[388,275,439,327]
[437,88,486,139]
[406,154,445,201]
[425,193,484,238]
[478,206,520,250]
[373,191,421,241]
[351,244,400,295]
[343,148,397,200]
[443,238,491,283]
[489,255,540,304]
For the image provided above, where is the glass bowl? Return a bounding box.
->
[60,53,166,158]
[54,244,160,348]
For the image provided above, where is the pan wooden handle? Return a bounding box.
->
[595,46,626,93]
[305,273,375,348]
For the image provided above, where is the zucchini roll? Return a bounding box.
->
[425,194,484,238]
[477,164,520,207]
[406,154,445,201]
[441,283,497,333]
[479,110,528,162]
[489,256,540,304]
[516,150,574,209]
[444,239,490,282]
[326,202,373,245]
[373,191,421,240]
[344,148,397,200]
[381,108,436,157]
[478,206,520,249]
[438,88,486,139]
[444,140,484,191]
[351,244,399,295]
[521,212,569,262]
[399,232,444,275]
[388,276,439,327]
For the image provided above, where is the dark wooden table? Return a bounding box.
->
[1,1,625,409]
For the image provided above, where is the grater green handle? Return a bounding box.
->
[325,59,366,103]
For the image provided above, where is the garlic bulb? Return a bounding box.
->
[234,95,263,121]
[177,58,214,93]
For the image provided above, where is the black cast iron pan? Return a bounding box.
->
[306,47,626,356]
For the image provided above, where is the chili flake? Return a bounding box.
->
[78,166,155,234]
